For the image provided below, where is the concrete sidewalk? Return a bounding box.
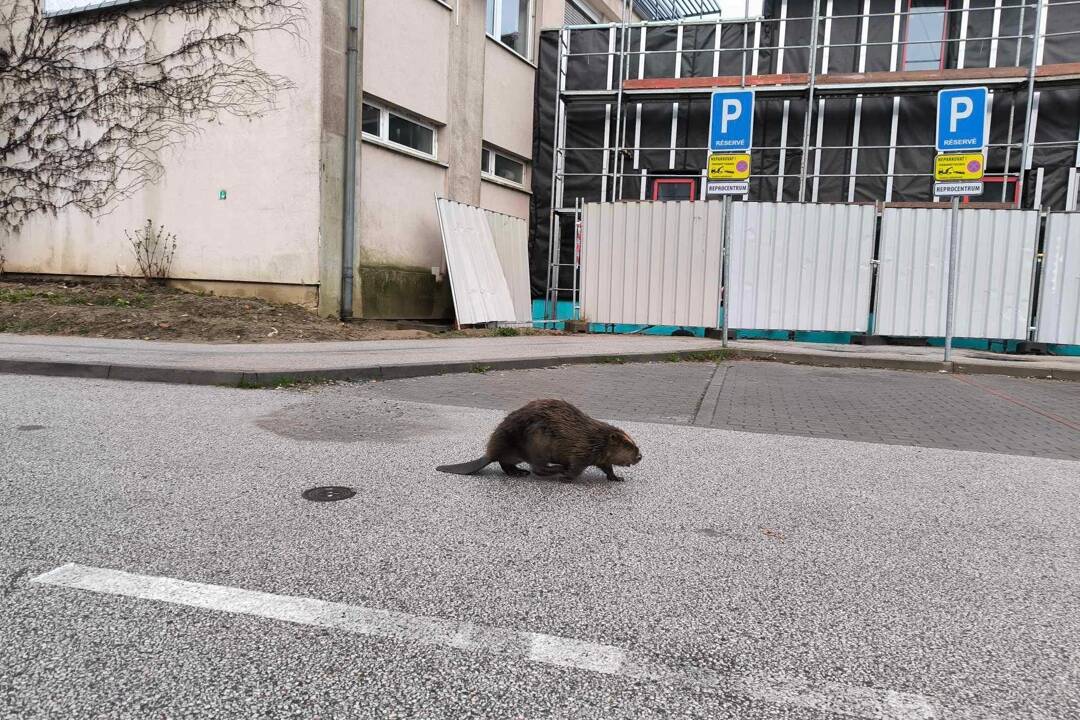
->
[0,332,1077,386]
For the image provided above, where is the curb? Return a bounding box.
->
[735,348,1076,380]
[1,347,1076,386]
[0,349,725,388]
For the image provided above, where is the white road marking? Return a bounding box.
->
[33,563,936,719]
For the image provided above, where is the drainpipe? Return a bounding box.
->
[341,0,363,319]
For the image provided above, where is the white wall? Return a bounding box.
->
[480,179,532,220]
[358,143,448,270]
[1,1,323,287]
[362,0,451,126]
[483,40,536,159]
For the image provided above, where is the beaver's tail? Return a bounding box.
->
[436,456,492,475]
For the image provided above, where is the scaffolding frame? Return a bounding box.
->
[544,0,1080,318]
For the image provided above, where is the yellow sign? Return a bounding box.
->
[708,152,751,180]
[934,153,985,181]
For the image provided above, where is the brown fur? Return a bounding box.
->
[436,399,642,482]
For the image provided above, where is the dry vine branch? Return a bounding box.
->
[0,0,303,230]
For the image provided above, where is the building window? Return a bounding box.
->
[487,0,531,58]
[361,101,437,158]
[903,0,948,71]
[652,178,696,201]
[962,175,1020,205]
[361,104,381,135]
[482,146,526,185]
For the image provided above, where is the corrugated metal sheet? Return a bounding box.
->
[435,198,517,326]
[1036,212,1080,345]
[876,208,1039,339]
[484,211,532,324]
[727,202,876,332]
[581,201,724,327]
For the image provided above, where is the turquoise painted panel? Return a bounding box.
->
[531,299,1080,355]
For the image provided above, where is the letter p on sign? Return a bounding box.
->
[721,99,742,133]
[949,97,973,132]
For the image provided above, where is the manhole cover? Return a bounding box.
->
[301,486,356,502]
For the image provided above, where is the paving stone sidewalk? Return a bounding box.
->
[1,332,1078,386]
[360,362,1080,460]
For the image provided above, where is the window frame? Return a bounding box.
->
[487,0,533,60]
[481,145,527,187]
[651,178,697,202]
[360,100,438,160]
[901,0,950,73]
[962,175,1021,205]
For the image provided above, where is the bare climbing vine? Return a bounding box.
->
[0,0,303,230]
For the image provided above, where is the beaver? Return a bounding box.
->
[436,399,642,483]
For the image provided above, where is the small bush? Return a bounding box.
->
[126,219,177,281]
[491,327,520,337]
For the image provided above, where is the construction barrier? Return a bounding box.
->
[728,202,876,333]
[576,200,1077,347]
[580,201,724,328]
[1036,212,1080,345]
[875,208,1039,340]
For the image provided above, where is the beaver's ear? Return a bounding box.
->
[609,430,624,445]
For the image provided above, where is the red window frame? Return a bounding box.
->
[962,175,1021,205]
[900,0,950,72]
[652,178,697,201]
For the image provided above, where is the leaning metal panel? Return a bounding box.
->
[435,198,517,326]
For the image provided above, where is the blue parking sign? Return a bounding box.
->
[936,87,988,152]
[710,90,754,153]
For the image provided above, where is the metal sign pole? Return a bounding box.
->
[721,194,732,348]
[944,195,961,362]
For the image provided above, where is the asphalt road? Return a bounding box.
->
[2,370,1078,719]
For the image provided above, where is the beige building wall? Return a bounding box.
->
[1,0,326,307]
[356,0,539,319]
[3,0,627,318]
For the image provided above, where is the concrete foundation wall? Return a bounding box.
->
[1,1,323,290]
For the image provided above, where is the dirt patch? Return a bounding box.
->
[0,279,558,344]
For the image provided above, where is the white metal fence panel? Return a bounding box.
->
[876,208,1038,339]
[727,202,875,332]
[435,198,516,325]
[484,210,532,323]
[1036,212,1080,345]
[581,201,724,327]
